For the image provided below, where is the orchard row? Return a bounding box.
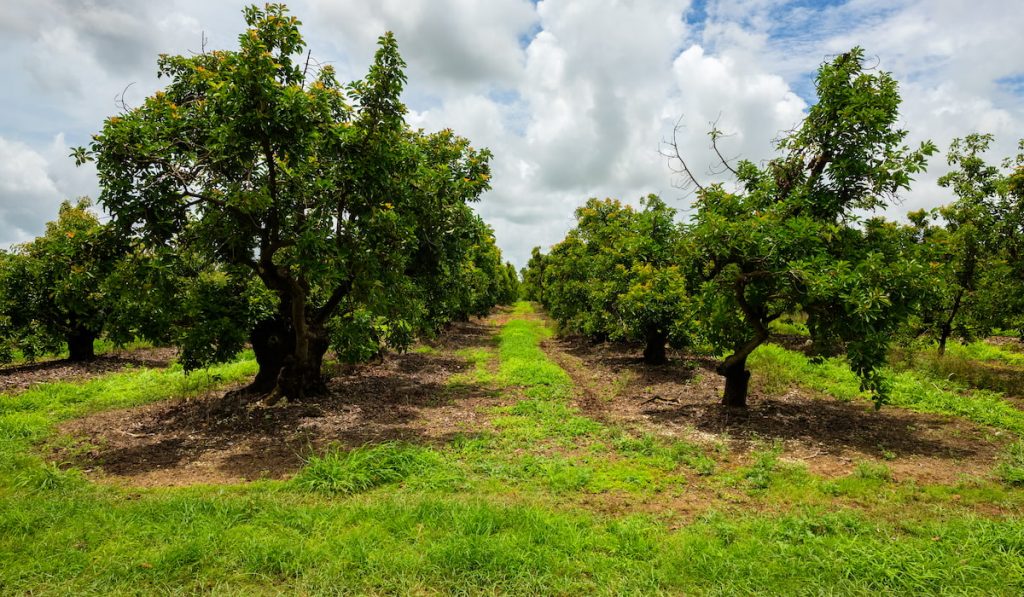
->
[523,49,1024,407]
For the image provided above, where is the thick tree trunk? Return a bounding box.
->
[66,327,96,362]
[248,316,293,394]
[273,325,329,401]
[642,330,668,365]
[720,357,750,408]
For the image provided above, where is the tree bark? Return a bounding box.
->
[248,316,292,394]
[66,326,96,362]
[938,288,965,357]
[720,356,750,408]
[642,330,668,365]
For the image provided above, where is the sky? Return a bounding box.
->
[1,0,1022,268]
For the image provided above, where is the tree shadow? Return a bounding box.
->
[53,321,503,483]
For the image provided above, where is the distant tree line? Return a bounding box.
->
[0,4,518,403]
[523,48,1024,408]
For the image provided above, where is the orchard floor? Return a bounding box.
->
[5,303,1024,594]
[53,309,1011,489]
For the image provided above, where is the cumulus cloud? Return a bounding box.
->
[1,0,1023,265]
[0,134,96,247]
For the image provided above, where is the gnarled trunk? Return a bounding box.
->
[66,326,96,362]
[248,316,293,394]
[642,329,668,365]
[273,325,329,401]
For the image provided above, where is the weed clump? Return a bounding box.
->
[293,442,458,495]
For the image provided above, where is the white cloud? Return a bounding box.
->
[1,0,1023,265]
[0,134,96,247]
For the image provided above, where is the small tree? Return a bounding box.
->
[671,48,935,407]
[0,199,119,362]
[78,5,492,400]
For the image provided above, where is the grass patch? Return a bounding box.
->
[750,344,1024,435]
[3,303,1024,594]
[292,442,463,495]
[997,441,1024,486]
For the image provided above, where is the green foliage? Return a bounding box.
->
[902,134,1024,352]
[77,4,502,397]
[685,47,936,405]
[0,199,123,362]
[526,195,694,363]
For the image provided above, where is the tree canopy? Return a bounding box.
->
[75,3,505,401]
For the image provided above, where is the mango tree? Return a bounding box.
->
[78,4,492,400]
[0,200,120,362]
[674,48,935,407]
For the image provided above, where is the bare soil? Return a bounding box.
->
[1,348,178,395]
[45,309,1015,490]
[544,334,1012,485]
[51,318,510,487]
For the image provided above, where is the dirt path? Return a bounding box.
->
[542,334,1012,484]
[50,315,511,487]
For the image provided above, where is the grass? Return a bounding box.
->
[750,343,1024,436]
[2,302,1024,594]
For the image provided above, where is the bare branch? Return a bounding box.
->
[708,114,740,177]
[660,116,704,193]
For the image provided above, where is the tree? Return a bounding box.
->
[671,48,935,407]
[0,199,120,362]
[905,135,1024,350]
[78,4,492,400]
[526,195,693,364]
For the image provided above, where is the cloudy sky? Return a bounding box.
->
[1,0,1022,266]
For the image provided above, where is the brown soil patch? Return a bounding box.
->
[51,318,508,487]
[545,336,1012,485]
[1,348,178,395]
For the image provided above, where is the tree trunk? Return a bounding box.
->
[938,288,965,357]
[720,356,750,408]
[248,316,293,394]
[273,324,329,401]
[937,326,951,357]
[642,330,668,365]
[66,327,96,362]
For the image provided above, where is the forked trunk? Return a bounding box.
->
[66,326,96,362]
[642,330,668,365]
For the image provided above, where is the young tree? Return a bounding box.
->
[672,48,935,407]
[0,200,119,362]
[77,4,492,400]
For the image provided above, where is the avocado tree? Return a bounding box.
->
[905,135,1024,349]
[77,4,492,400]
[528,195,693,364]
[0,199,120,362]
[672,48,935,407]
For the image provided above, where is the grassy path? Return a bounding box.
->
[2,303,1024,594]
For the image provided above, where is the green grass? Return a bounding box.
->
[750,343,1024,436]
[3,303,1024,594]
[946,340,1024,367]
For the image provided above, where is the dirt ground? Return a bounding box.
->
[46,309,1019,488]
[545,334,1014,485]
[51,319,511,487]
[1,348,178,395]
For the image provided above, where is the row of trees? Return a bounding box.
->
[1,4,518,402]
[524,48,1024,408]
